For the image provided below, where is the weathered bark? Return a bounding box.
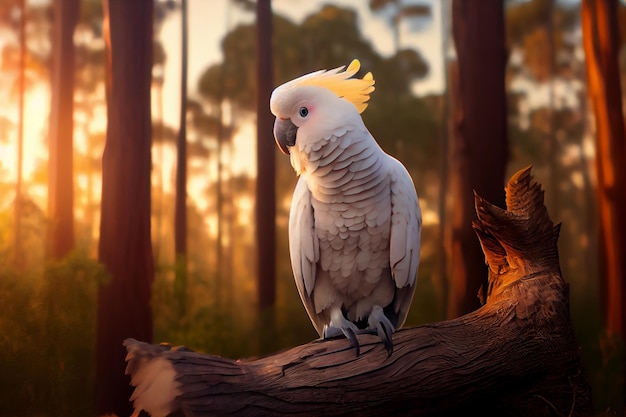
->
[97,0,154,415]
[124,167,591,417]
[448,0,509,318]
[47,0,78,259]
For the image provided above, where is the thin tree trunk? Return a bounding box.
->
[227,123,236,306]
[448,0,509,317]
[96,1,154,415]
[154,77,165,264]
[47,0,78,260]
[576,89,597,297]
[256,0,275,311]
[581,0,626,409]
[545,0,559,216]
[14,0,26,267]
[581,0,626,344]
[174,0,189,319]
[215,0,228,303]
[437,0,452,317]
[216,101,224,307]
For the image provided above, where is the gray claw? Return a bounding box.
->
[379,321,393,357]
[368,305,396,357]
[345,327,360,357]
[326,308,362,356]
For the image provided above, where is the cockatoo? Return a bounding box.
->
[270,59,422,356]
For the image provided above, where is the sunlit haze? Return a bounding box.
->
[0,0,444,220]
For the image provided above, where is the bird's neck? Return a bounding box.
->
[297,132,386,202]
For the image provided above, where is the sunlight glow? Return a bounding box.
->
[230,121,256,178]
[235,195,253,227]
[0,81,50,208]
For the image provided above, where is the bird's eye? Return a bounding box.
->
[299,107,309,118]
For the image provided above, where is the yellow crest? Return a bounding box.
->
[290,59,375,114]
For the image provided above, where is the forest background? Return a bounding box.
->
[0,0,624,415]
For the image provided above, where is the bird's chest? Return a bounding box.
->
[311,192,392,290]
[308,168,391,238]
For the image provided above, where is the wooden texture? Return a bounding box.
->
[125,166,590,416]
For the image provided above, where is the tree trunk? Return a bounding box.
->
[124,166,591,417]
[543,0,559,216]
[96,1,154,415]
[14,0,26,267]
[47,0,78,260]
[215,100,225,308]
[174,0,189,319]
[448,0,509,318]
[581,0,626,409]
[255,0,275,311]
[581,0,626,345]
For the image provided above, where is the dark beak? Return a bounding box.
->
[273,118,297,155]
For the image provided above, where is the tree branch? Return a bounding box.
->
[124,166,591,417]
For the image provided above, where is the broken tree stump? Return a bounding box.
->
[124,166,591,416]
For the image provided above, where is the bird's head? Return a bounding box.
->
[269,59,375,156]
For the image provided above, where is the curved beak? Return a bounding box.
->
[273,118,297,155]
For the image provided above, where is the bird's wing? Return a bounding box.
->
[388,157,422,326]
[289,176,324,336]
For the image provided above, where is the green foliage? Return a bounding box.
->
[0,251,107,417]
[198,5,429,107]
[196,4,438,211]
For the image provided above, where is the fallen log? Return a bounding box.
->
[124,166,591,416]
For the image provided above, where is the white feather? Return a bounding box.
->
[276,76,421,337]
[125,343,181,417]
[389,157,422,289]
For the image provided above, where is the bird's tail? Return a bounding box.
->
[124,338,181,417]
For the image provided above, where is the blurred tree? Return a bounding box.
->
[72,0,106,256]
[505,0,582,217]
[47,0,78,260]
[448,0,509,318]
[196,2,240,303]
[505,3,597,352]
[197,5,437,336]
[96,0,154,415]
[256,0,275,311]
[581,0,626,410]
[199,4,432,178]
[198,4,433,291]
[14,0,26,267]
[175,0,189,319]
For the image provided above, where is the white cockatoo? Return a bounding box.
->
[270,59,422,355]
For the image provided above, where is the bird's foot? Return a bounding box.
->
[365,305,396,357]
[323,308,361,356]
